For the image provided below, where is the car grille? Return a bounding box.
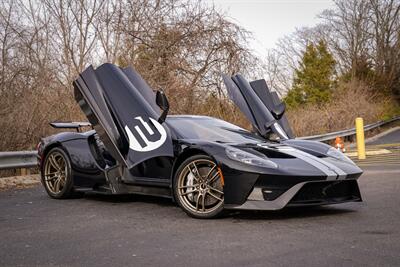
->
[289,179,361,205]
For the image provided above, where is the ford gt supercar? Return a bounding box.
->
[37,63,363,218]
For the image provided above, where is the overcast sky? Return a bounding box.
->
[208,0,335,57]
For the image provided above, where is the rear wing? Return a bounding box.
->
[49,122,92,132]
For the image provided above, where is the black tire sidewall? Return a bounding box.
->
[173,154,224,219]
[41,147,74,199]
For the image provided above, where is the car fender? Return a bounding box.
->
[173,140,263,205]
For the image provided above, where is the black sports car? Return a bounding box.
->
[37,63,363,218]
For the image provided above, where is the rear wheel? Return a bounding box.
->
[41,147,74,199]
[174,155,224,219]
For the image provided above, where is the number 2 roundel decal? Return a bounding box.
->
[125,116,167,152]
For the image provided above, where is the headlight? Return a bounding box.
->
[225,147,278,169]
[327,147,354,164]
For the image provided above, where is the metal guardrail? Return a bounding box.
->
[0,151,37,170]
[300,116,400,142]
[0,116,399,172]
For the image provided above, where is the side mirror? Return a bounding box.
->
[156,89,169,123]
[270,102,286,120]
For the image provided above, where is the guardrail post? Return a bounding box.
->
[355,117,366,159]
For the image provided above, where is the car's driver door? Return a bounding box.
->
[73,64,174,171]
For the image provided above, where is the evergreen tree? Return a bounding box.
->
[285,41,336,108]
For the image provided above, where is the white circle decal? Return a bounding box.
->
[125,117,167,152]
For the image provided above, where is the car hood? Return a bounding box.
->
[231,141,362,178]
[179,138,362,179]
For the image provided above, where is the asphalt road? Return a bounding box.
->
[1,128,400,267]
[0,162,399,267]
[367,127,400,145]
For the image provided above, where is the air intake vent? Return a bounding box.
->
[254,147,296,158]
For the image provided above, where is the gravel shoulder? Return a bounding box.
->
[0,175,40,191]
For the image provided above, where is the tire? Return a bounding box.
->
[41,147,75,199]
[173,155,224,219]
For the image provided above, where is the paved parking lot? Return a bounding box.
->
[1,162,400,267]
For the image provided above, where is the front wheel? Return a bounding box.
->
[174,155,224,219]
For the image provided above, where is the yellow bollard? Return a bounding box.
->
[355,117,366,159]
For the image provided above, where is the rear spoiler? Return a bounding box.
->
[49,122,92,132]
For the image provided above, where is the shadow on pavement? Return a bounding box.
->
[227,206,356,221]
[83,192,174,206]
[81,192,357,220]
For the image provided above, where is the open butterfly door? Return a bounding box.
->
[249,79,294,138]
[223,74,290,140]
[73,63,174,173]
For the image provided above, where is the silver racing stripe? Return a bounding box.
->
[278,147,347,180]
[275,147,338,180]
[259,144,347,180]
[290,149,347,179]
[314,157,347,179]
[257,144,348,180]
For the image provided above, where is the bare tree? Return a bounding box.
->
[118,0,259,113]
[369,0,400,97]
[0,0,260,152]
[43,0,105,84]
[93,0,125,63]
[319,0,371,77]
[267,0,400,99]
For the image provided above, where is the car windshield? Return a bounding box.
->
[167,116,265,143]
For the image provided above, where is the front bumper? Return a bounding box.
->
[225,179,362,210]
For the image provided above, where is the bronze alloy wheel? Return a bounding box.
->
[175,155,224,218]
[42,147,74,198]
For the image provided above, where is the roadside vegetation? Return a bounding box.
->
[270,0,400,135]
[282,40,399,136]
[0,0,399,154]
